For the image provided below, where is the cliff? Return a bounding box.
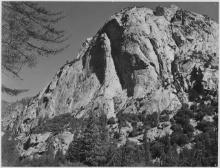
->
[3,5,218,161]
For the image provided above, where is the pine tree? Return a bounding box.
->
[68,112,109,166]
[2,2,68,95]
[143,127,151,166]
[106,142,121,166]
[143,113,158,166]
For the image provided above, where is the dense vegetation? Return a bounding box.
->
[2,90,218,166]
[67,90,217,167]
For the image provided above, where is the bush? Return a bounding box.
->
[159,114,169,122]
[178,148,196,166]
[113,132,120,139]
[213,115,218,125]
[174,106,193,126]
[32,113,82,134]
[145,112,159,127]
[194,110,205,121]
[18,149,80,166]
[193,102,217,121]
[171,124,182,132]
[192,130,218,166]
[119,141,145,166]
[128,129,142,137]
[182,123,194,134]
[150,142,164,158]
[117,113,142,128]
[170,132,189,146]
[107,117,116,125]
[196,120,213,132]
[161,110,172,115]
[170,118,175,124]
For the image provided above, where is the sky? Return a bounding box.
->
[2,1,219,102]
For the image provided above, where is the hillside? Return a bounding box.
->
[2,5,218,166]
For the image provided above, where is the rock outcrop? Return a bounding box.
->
[4,5,218,159]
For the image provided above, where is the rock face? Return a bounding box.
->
[5,5,218,159]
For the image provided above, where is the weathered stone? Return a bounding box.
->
[3,5,218,159]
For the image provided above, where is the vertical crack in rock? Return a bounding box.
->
[89,36,107,84]
[149,38,163,79]
[102,19,126,93]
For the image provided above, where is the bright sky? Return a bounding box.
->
[2,2,219,102]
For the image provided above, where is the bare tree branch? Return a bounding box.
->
[2,2,69,96]
[2,85,29,96]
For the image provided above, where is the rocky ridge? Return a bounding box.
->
[3,5,218,159]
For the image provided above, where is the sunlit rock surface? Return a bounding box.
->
[3,5,218,159]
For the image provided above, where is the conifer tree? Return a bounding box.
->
[143,127,151,166]
[2,2,68,95]
[68,112,109,166]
